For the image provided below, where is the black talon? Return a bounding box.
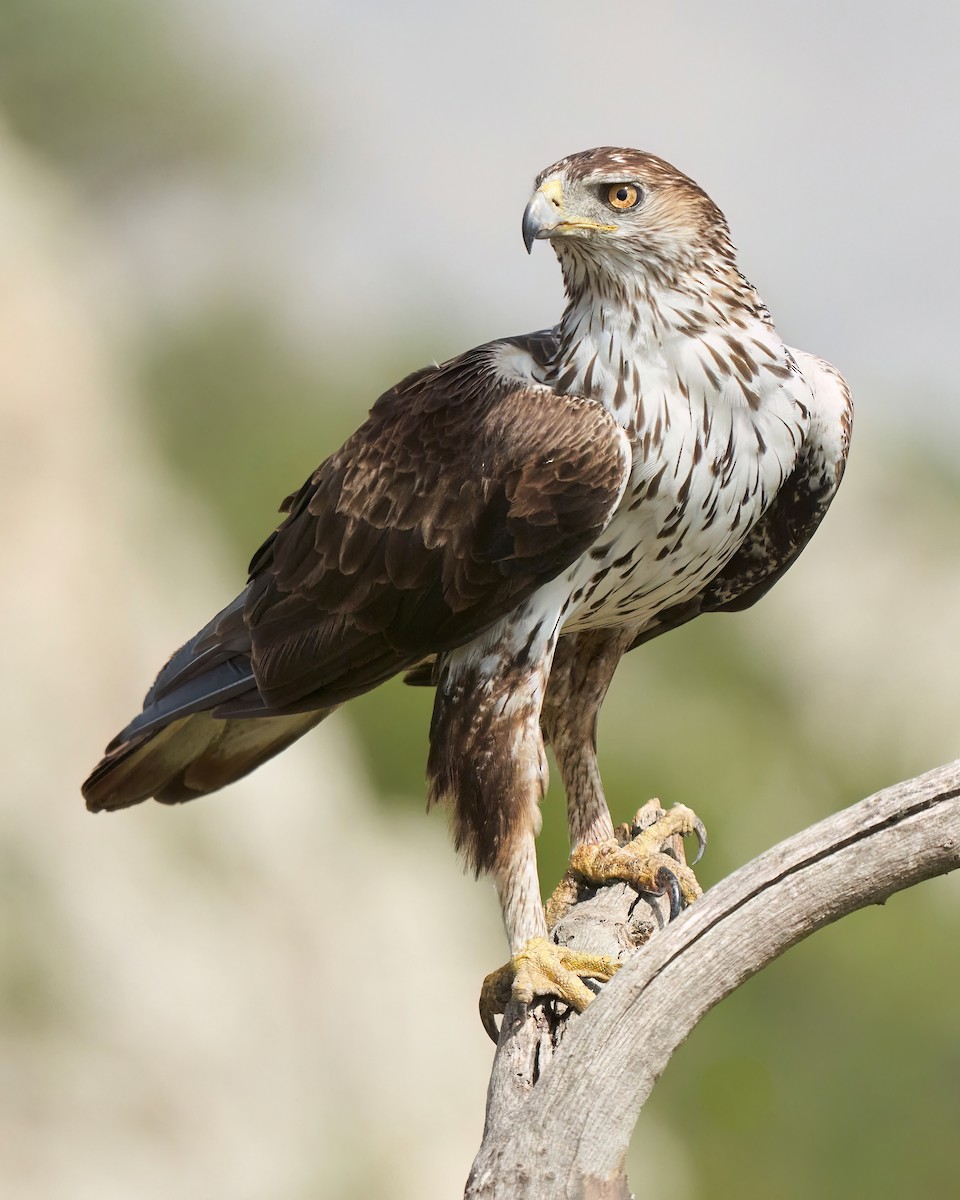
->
[657,866,682,919]
[481,1007,501,1044]
[690,817,707,866]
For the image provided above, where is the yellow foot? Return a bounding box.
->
[570,803,706,916]
[479,936,621,1043]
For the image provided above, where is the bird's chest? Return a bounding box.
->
[563,390,802,633]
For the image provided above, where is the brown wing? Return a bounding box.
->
[239,333,630,712]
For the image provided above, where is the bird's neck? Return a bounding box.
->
[542,243,785,429]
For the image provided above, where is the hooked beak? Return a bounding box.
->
[522,177,618,254]
[522,179,564,253]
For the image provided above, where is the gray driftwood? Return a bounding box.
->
[465,759,960,1200]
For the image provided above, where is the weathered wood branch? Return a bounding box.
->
[466,759,960,1200]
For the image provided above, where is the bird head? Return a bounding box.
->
[523,147,731,280]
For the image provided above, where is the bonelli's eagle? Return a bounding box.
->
[84,148,852,1038]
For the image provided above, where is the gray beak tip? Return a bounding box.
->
[521,188,558,256]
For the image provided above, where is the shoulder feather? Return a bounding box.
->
[244,334,630,710]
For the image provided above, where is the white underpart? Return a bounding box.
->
[451,264,835,953]
[532,286,812,634]
[788,347,853,482]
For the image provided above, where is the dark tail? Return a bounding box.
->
[82,709,328,811]
[82,589,330,812]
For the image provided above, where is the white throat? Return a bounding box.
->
[536,243,796,434]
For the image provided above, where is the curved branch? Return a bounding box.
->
[466,759,960,1199]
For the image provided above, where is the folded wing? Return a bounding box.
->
[83,332,631,810]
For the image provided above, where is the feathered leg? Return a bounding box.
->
[542,628,704,929]
[427,618,555,945]
[427,603,621,1041]
[542,628,632,848]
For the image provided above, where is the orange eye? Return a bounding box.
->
[607,183,641,210]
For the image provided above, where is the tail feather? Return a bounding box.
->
[109,656,257,750]
[83,588,330,813]
[155,710,328,802]
[83,710,329,812]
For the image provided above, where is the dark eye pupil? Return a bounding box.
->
[616,188,629,201]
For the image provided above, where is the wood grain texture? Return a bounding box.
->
[466,760,960,1199]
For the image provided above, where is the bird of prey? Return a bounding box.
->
[84,147,852,1038]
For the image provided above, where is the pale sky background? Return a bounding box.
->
[108,0,960,436]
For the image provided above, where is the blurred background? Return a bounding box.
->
[2,1,958,1197]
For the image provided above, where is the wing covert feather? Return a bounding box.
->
[244,335,630,711]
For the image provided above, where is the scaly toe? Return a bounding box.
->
[479,937,621,1043]
[569,803,706,909]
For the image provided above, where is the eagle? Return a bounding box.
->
[83,147,852,1038]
